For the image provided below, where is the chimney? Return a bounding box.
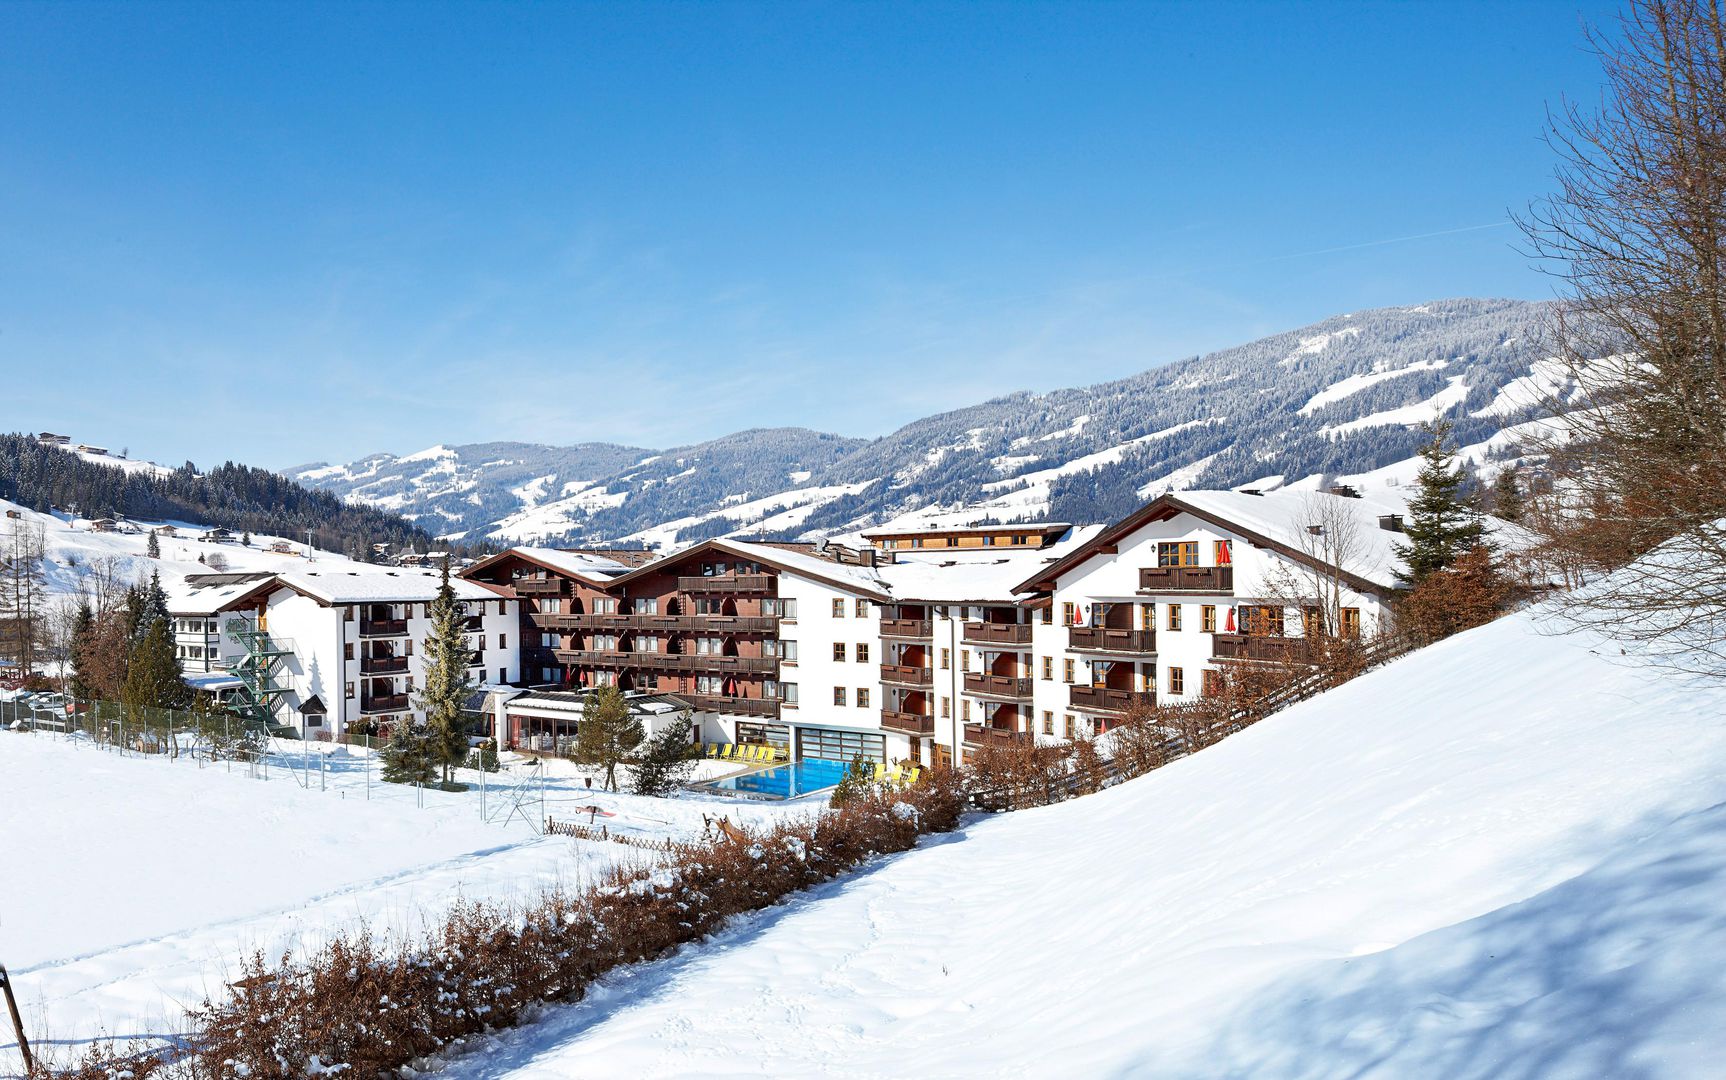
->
[1306,524,1325,536]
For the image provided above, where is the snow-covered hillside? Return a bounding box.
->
[451,607,1726,1078]
[291,298,1569,549]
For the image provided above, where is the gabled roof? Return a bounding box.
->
[876,524,1105,604]
[277,569,508,605]
[169,573,279,616]
[461,547,635,587]
[1012,490,1418,596]
[606,536,894,601]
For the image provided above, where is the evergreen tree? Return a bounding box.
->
[1489,466,1525,523]
[1394,422,1485,585]
[379,721,437,785]
[828,755,876,809]
[121,617,191,713]
[124,572,172,642]
[631,711,698,796]
[574,684,642,792]
[464,738,501,773]
[415,562,475,785]
[146,531,160,559]
[68,601,95,700]
[241,531,252,546]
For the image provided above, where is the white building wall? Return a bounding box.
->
[773,573,901,760]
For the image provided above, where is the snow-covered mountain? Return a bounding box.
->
[290,298,1569,548]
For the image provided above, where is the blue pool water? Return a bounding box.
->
[706,757,852,800]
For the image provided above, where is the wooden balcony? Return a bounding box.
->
[1068,684,1154,714]
[360,693,410,715]
[879,663,933,687]
[881,709,935,735]
[360,655,409,675]
[963,672,1034,700]
[358,619,408,638]
[678,573,774,594]
[1068,627,1157,655]
[553,650,778,675]
[879,618,933,639]
[963,724,1030,750]
[512,577,567,596]
[533,612,779,633]
[962,621,1033,646]
[1211,633,1305,663]
[681,693,782,718]
[1138,565,1234,594]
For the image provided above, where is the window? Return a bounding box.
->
[781,682,799,704]
[1064,714,1076,740]
[1040,605,1052,625]
[1062,602,1076,626]
[857,688,870,708]
[1201,604,1217,633]
[1166,604,1183,632]
[1245,606,1285,636]
[1141,603,1155,631]
[961,699,971,721]
[1301,607,1323,638]
[344,643,354,661]
[1063,658,1075,683]
[343,607,354,622]
[1042,656,1054,680]
[940,648,951,670]
[855,599,869,617]
[941,696,951,718]
[834,687,847,706]
[945,537,958,547]
[1168,667,1185,695]
[498,632,507,649]
[1214,539,1233,566]
[768,639,799,662]
[764,597,797,619]
[1341,607,1362,638]
[832,599,846,618]
[857,643,870,663]
[833,643,847,662]
[499,667,506,683]
[961,650,971,673]
[344,681,355,699]
[797,727,885,764]
[1042,710,1054,735]
[1157,541,1199,567]
[1202,668,1225,696]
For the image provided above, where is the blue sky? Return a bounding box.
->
[0,0,1613,469]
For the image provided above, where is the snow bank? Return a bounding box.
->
[457,607,1726,1078]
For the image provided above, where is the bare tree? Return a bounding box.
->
[0,521,49,676]
[1518,0,1726,673]
[1260,493,1371,640]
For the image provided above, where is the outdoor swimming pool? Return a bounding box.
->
[704,757,852,800]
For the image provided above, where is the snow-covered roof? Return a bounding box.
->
[167,573,278,615]
[1173,489,1414,590]
[278,569,506,605]
[510,547,635,581]
[689,537,894,599]
[877,525,1107,602]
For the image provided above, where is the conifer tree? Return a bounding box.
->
[379,720,437,785]
[1394,422,1485,585]
[69,601,95,700]
[146,531,160,559]
[415,561,475,786]
[574,684,642,792]
[631,711,697,796]
[1489,465,1525,523]
[122,617,191,713]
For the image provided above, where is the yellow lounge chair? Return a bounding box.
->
[705,743,719,758]
[886,766,903,784]
[872,762,887,782]
[721,744,736,760]
[905,767,921,785]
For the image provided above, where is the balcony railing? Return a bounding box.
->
[1067,627,1157,655]
[360,655,409,675]
[678,574,774,594]
[360,693,410,715]
[553,650,778,674]
[1138,565,1234,594]
[962,621,1033,646]
[879,663,933,687]
[963,724,1029,750]
[680,693,782,718]
[963,672,1034,699]
[879,618,933,639]
[512,577,567,596]
[881,709,935,735]
[1211,633,1305,663]
[1068,684,1154,714]
[358,619,408,638]
[532,612,779,633]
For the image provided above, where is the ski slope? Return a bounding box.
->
[455,607,1726,1079]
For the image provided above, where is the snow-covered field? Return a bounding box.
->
[0,735,816,1075]
[445,606,1726,1078]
